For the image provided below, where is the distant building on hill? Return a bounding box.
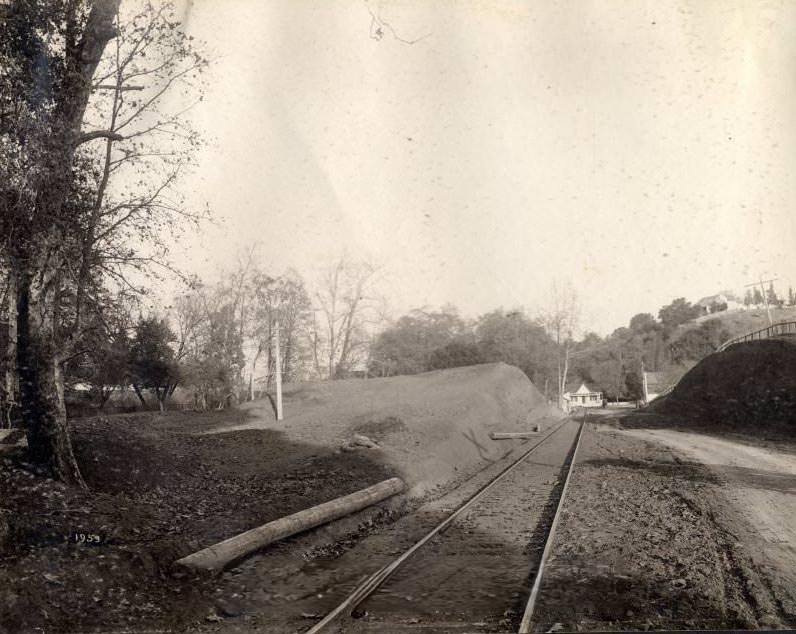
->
[563,383,603,409]
[695,292,741,315]
[643,371,668,403]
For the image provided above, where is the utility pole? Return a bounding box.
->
[745,275,778,326]
[641,358,648,404]
[273,318,283,421]
[274,319,282,420]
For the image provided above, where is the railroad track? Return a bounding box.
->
[306,417,586,634]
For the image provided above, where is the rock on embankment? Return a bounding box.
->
[651,338,796,431]
[236,362,559,497]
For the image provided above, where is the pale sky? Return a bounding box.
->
[167,0,796,335]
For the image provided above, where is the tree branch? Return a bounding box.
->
[94,84,144,91]
[77,129,124,145]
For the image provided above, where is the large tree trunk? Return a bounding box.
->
[16,270,85,487]
[8,0,121,485]
[3,270,18,428]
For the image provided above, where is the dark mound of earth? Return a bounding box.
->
[652,338,796,429]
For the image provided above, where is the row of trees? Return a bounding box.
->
[569,296,736,399]
[368,287,580,404]
[48,272,583,413]
[48,252,384,413]
[368,305,642,402]
[367,294,740,404]
[743,283,796,308]
[124,287,749,415]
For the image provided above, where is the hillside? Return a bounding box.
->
[210,362,559,496]
[674,306,796,342]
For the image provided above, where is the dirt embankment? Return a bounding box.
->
[650,338,796,432]
[0,363,555,633]
[209,362,559,497]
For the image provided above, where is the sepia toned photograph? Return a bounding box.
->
[1,1,795,633]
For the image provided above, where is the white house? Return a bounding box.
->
[563,383,603,409]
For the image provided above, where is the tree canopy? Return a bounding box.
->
[0,0,207,484]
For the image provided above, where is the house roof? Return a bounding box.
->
[696,293,728,308]
[562,381,603,400]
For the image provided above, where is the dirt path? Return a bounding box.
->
[621,428,796,621]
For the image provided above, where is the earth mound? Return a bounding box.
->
[218,362,559,496]
[651,338,796,430]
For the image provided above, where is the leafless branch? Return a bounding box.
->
[77,129,124,145]
[114,61,205,132]
[94,84,144,91]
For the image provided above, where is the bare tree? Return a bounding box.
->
[170,256,313,407]
[311,256,384,379]
[542,281,580,409]
[172,279,245,411]
[249,268,312,394]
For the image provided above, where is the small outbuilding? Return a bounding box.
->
[563,383,603,409]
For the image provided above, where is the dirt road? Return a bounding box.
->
[621,428,796,621]
[531,423,789,631]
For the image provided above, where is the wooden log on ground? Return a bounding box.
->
[490,428,540,440]
[174,477,405,573]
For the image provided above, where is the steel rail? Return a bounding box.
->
[305,418,575,634]
[518,420,586,633]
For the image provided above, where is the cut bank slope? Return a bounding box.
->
[651,338,796,432]
[208,362,559,496]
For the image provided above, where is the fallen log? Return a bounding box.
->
[174,477,405,573]
[490,428,540,440]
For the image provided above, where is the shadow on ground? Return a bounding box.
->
[0,407,400,633]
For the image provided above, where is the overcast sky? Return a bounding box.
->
[167,0,796,335]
